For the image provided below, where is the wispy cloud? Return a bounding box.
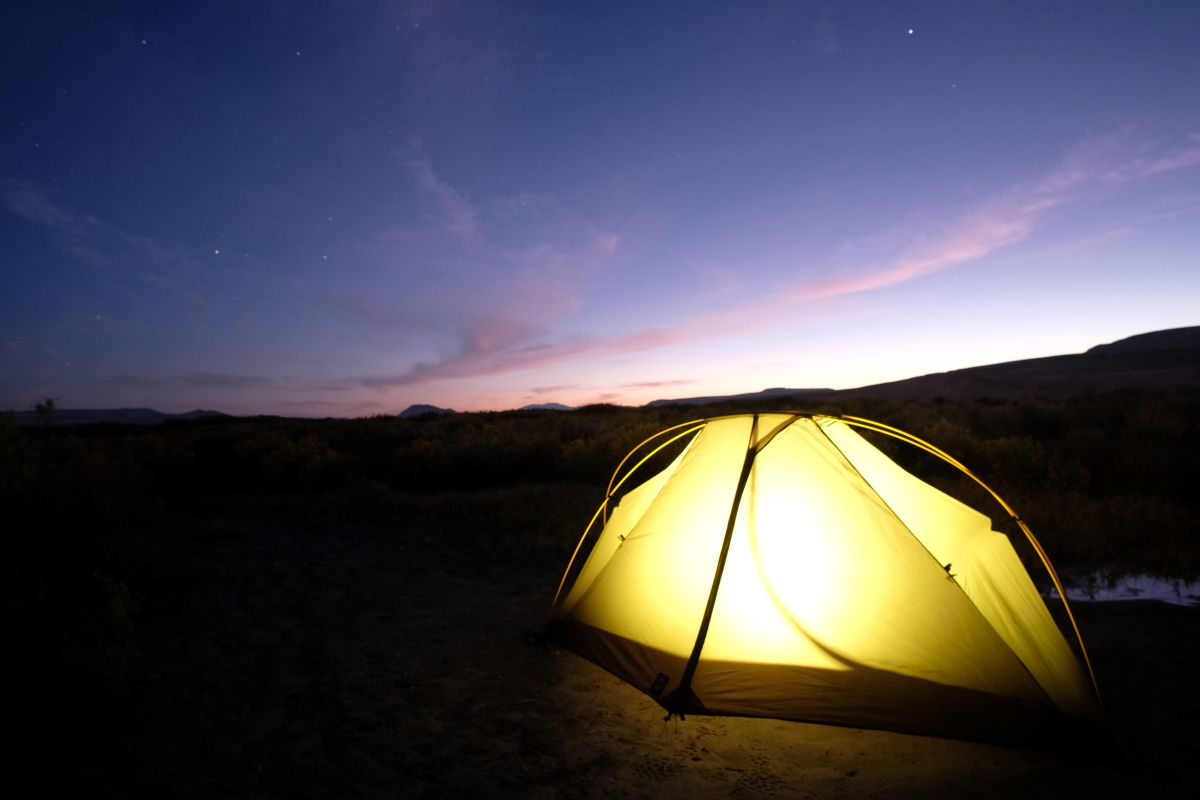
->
[505,230,619,318]
[357,148,622,366]
[808,12,841,56]
[1,180,209,306]
[360,323,684,388]
[351,152,625,389]
[1078,129,1200,182]
[329,295,445,336]
[109,371,351,392]
[277,397,387,415]
[529,384,580,396]
[0,338,40,357]
[527,378,693,397]
[2,181,82,229]
[109,371,274,389]
[620,378,695,390]
[405,155,478,238]
[1042,226,1137,257]
[354,128,1200,391]
[779,127,1200,304]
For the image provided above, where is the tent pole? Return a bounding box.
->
[552,423,706,612]
[666,413,804,715]
[836,414,1104,712]
[666,415,760,716]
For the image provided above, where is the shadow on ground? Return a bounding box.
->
[65,517,1200,799]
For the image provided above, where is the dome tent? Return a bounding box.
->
[549,413,1101,744]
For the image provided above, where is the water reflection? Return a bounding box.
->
[1046,574,1199,606]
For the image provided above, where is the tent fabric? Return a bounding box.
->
[549,414,1100,743]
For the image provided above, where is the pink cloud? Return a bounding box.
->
[776,127,1200,305]
[507,230,619,319]
[362,322,686,388]
[620,378,696,390]
[349,148,630,395]
[529,384,580,396]
[358,128,1200,394]
[1042,226,1137,257]
[363,156,622,362]
[405,156,477,238]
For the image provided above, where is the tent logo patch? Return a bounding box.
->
[649,673,669,696]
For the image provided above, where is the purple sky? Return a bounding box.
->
[3,1,1199,416]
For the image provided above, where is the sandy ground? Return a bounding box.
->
[88,516,1200,799]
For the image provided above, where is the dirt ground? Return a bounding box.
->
[81,516,1200,799]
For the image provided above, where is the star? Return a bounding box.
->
[214,249,220,255]
[908,28,914,35]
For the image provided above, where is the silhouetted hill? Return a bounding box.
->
[519,403,574,411]
[647,326,1200,406]
[10,328,1197,424]
[398,404,455,418]
[1086,326,1200,355]
[10,407,227,426]
[841,326,1200,400]
[649,387,833,407]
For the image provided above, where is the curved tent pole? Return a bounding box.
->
[550,498,609,612]
[834,414,1103,711]
[551,411,1102,712]
[604,419,707,523]
[551,422,707,611]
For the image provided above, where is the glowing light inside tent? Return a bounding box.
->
[549,414,1102,740]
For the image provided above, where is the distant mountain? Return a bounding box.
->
[647,326,1200,406]
[519,402,574,411]
[11,328,1195,425]
[648,387,833,407]
[398,403,455,418]
[839,326,1200,400]
[1086,326,1200,355]
[10,407,227,426]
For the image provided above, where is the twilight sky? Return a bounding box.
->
[3,1,1198,416]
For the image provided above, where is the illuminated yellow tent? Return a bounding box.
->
[549,413,1102,743]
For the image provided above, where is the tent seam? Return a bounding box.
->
[812,418,1057,710]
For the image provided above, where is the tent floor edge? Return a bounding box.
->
[549,619,1092,749]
